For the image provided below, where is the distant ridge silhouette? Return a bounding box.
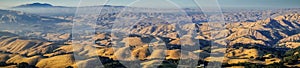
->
[12,2,126,8]
[14,3,53,8]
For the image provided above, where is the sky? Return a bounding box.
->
[0,0,300,9]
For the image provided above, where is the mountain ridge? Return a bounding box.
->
[0,9,70,23]
[12,3,70,8]
[12,2,126,8]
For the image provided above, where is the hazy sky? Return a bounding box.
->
[0,0,299,9]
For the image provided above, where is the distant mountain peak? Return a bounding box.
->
[13,2,54,8]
